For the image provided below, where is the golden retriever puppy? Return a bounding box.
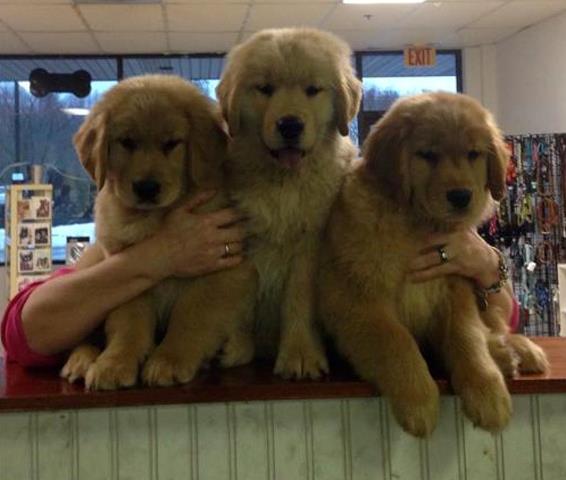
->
[60,75,256,390]
[318,92,548,437]
[216,28,362,379]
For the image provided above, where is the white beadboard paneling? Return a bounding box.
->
[0,412,33,480]
[36,412,74,480]
[155,406,191,480]
[195,403,231,480]
[310,399,346,480]
[386,402,425,480]
[428,397,461,480]
[461,410,498,480]
[1,395,566,479]
[272,400,309,480]
[501,395,539,480]
[77,409,112,480]
[116,408,152,480]
[347,398,383,480]
[538,394,566,480]
[233,403,270,480]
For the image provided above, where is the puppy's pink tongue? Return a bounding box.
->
[277,148,302,169]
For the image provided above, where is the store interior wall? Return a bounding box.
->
[496,10,566,135]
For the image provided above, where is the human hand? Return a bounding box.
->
[148,190,248,279]
[407,228,500,288]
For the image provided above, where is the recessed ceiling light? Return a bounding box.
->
[343,0,426,4]
[61,108,90,116]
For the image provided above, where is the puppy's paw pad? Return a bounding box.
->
[60,345,101,384]
[460,374,512,432]
[220,334,255,368]
[85,355,139,391]
[142,353,198,387]
[274,344,329,380]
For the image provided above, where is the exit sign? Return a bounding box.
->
[404,46,437,67]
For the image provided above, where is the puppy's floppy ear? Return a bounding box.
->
[336,71,362,136]
[485,115,510,201]
[188,105,229,188]
[362,109,409,203]
[73,111,108,191]
[216,70,241,137]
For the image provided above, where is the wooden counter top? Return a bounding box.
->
[1,337,564,412]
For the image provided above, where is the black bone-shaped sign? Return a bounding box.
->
[29,68,92,98]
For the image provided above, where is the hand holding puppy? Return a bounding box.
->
[147,190,248,280]
[408,228,501,289]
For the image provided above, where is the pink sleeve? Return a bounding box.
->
[1,267,75,367]
[509,296,520,333]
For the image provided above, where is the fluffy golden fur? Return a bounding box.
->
[217,28,361,378]
[61,75,256,390]
[318,92,548,437]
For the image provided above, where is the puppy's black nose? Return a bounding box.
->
[277,116,304,141]
[133,179,160,202]
[446,189,472,209]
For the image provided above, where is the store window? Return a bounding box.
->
[357,50,462,144]
[0,55,224,263]
[123,55,224,100]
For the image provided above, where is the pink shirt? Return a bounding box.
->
[1,267,75,367]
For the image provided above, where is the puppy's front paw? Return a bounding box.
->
[488,335,519,378]
[220,332,255,368]
[459,371,512,432]
[142,350,199,387]
[60,344,101,384]
[514,337,550,374]
[85,353,139,391]
[390,375,440,438]
[274,338,328,380]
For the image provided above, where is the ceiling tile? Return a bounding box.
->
[162,0,247,3]
[20,32,99,54]
[95,32,167,53]
[472,1,566,28]
[322,4,419,30]
[169,31,237,53]
[167,4,248,31]
[246,3,334,30]
[0,5,85,31]
[253,0,337,3]
[0,0,73,3]
[401,2,504,29]
[440,27,521,47]
[79,5,164,31]
[0,32,31,53]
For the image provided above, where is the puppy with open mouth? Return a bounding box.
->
[217,28,362,378]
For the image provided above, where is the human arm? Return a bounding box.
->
[16,191,247,358]
[407,228,515,326]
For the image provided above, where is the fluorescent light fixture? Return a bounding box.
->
[343,0,426,4]
[61,108,90,116]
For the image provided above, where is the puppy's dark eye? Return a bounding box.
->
[119,137,137,151]
[416,150,439,163]
[305,85,322,97]
[256,84,275,97]
[468,150,481,161]
[162,139,182,155]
